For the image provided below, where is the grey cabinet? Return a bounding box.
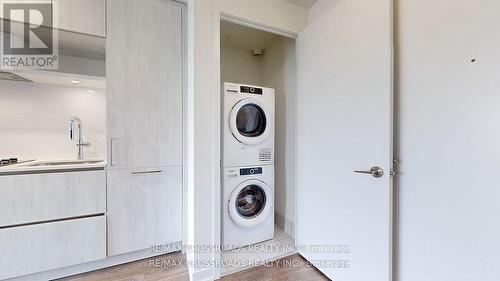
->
[0,216,106,280]
[0,171,106,227]
[107,167,182,256]
[52,0,106,37]
[1,0,105,37]
[106,0,184,256]
[107,0,183,169]
[0,170,106,279]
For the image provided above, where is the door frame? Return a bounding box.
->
[211,11,298,280]
[209,6,396,281]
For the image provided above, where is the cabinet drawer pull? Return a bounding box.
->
[131,170,162,175]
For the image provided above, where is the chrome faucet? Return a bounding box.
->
[69,117,91,160]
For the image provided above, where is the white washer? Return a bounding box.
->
[223,82,275,167]
[222,165,274,249]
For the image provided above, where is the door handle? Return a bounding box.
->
[354,166,384,178]
[131,170,162,175]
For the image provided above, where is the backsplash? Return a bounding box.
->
[0,80,106,160]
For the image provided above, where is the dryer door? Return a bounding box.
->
[229,99,270,145]
[228,179,272,228]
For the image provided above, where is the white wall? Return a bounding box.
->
[0,81,106,160]
[221,43,263,85]
[308,0,341,23]
[261,37,296,237]
[397,0,500,280]
[187,0,217,280]
[218,0,308,33]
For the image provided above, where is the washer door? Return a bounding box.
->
[229,99,270,145]
[228,179,272,228]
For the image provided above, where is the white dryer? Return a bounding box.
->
[223,82,275,167]
[222,165,274,249]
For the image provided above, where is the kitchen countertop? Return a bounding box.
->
[0,159,106,175]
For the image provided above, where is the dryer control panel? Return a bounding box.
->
[240,86,263,95]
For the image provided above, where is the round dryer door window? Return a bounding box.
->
[228,179,272,228]
[236,104,266,137]
[229,99,270,145]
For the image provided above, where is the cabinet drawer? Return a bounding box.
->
[107,166,182,256]
[0,170,106,227]
[0,216,106,280]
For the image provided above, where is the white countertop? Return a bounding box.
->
[0,159,106,175]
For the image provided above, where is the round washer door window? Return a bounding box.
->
[236,185,266,218]
[228,179,272,228]
[229,99,270,145]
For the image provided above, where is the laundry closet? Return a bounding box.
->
[219,20,297,275]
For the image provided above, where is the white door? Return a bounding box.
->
[296,0,393,280]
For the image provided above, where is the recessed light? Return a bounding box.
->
[88,90,95,93]
[71,80,80,84]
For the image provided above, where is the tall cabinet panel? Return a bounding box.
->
[107,0,183,169]
[106,0,184,256]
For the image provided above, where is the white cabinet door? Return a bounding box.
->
[0,216,106,280]
[107,166,182,256]
[107,0,183,169]
[296,0,393,280]
[52,0,106,37]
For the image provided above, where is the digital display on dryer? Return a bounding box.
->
[240,167,263,176]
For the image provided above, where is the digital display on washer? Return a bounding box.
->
[240,86,263,95]
[240,167,263,176]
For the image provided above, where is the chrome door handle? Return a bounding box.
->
[354,166,384,178]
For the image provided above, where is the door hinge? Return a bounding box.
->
[390,158,399,176]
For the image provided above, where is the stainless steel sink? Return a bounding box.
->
[26,160,103,167]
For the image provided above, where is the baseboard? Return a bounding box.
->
[189,266,215,281]
[7,241,182,281]
[275,211,295,239]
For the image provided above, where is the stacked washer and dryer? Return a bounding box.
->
[222,82,275,249]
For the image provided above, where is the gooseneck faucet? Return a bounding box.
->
[69,116,91,160]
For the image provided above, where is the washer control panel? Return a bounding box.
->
[224,166,265,179]
[240,86,263,95]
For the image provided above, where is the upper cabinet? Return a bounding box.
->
[107,0,183,169]
[52,0,106,37]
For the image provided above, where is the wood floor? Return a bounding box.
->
[59,253,329,281]
[220,254,329,281]
[58,252,188,281]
